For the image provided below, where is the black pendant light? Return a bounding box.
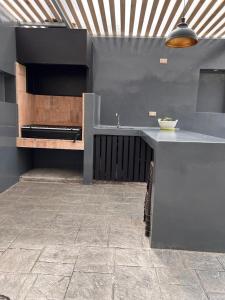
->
[165,0,198,48]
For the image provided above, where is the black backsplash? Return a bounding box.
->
[26,64,88,96]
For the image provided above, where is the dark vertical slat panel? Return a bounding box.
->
[94,135,101,179]
[100,135,106,179]
[117,136,124,180]
[111,135,118,180]
[105,135,112,180]
[128,136,135,181]
[133,137,141,181]
[94,135,153,182]
[145,144,150,181]
[122,136,129,180]
[139,138,146,181]
[145,146,152,181]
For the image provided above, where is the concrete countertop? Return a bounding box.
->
[94,125,225,146]
[93,125,144,136]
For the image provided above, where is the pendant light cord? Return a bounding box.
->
[182,0,186,22]
[183,0,186,16]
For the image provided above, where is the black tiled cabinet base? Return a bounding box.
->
[93,135,152,182]
[144,161,154,237]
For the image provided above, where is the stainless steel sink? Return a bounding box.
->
[99,125,137,130]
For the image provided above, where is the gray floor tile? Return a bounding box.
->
[75,228,109,247]
[75,247,114,273]
[0,215,8,225]
[25,274,70,300]
[160,284,208,300]
[156,267,201,286]
[115,248,152,267]
[216,254,225,270]
[0,248,40,273]
[32,261,74,276]
[1,214,55,229]
[57,203,101,215]
[0,273,37,300]
[58,195,89,205]
[65,272,113,300]
[80,215,108,229]
[3,180,225,300]
[197,270,225,293]
[181,251,223,271]
[51,213,84,228]
[114,266,161,300]
[109,226,143,248]
[0,227,22,249]
[11,228,79,249]
[149,249,185,268]
[107,215,135,228]
[208,293,225,300]
[39,245,80,263]
[103,202,143,216]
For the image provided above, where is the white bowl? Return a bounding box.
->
[158,119,178,130]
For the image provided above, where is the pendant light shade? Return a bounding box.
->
[165,17,198,48]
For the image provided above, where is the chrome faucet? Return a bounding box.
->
[116,113,120,128]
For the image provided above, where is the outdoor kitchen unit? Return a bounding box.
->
[15,28,93,151]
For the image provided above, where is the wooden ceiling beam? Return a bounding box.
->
[33,0,52,21]
[196,1,225,35]
[173,0,194,29]
[191,0,217,30]
[137,0,148,37]
[87,0,101,35]
[52,0,74,28]
[161,0,182,36]
[129,0,137,36]
[65,0,81,28]
[217,27,225,38]
[153,0,170,36]
[45,0,61,22]
[186,0,205,25]
[98,0,109,36]
[14,0,36,22]
[145,0,159,36]
[76,0,93,34]
[109,0,116,35]
[3,0,26,22]
[120,0,125,36]
[202,12,225,37]
[209,21,225,38]
[23,0,45,22]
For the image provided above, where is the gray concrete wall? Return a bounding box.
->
[92,37,225,137]
[0,23,31,192]
[0,24,16,75]
[151,141,225,252]
[83,93,101,184]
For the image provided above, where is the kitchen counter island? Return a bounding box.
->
[84,123,225,252]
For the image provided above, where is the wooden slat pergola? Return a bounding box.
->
[0,0,224,38]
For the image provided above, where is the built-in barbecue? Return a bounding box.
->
[21,125,82,142]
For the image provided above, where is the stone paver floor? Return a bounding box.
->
[0,181,224,299]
